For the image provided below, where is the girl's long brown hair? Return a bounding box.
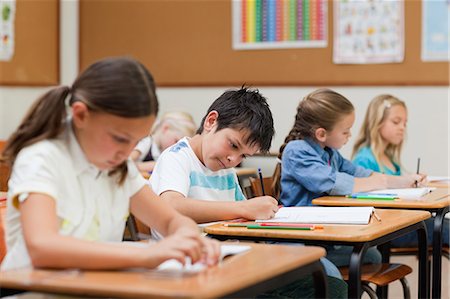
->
[271,89,354,198]
[1,57,158,185]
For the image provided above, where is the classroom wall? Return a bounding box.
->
[0,1,448,177]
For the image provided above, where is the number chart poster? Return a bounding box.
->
[232,0,328,50]
[333,0,404,64]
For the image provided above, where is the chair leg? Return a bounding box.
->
[399,277,411,299]
[362,283,378,299]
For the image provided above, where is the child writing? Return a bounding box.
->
[271,88,425,267]
[130,111,196,173]
[150,87,348,298]
[0,57,219,271]
[352,94,448,247]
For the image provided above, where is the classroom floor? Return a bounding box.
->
[362,255,449,299]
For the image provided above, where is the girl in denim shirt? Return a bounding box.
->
[271,88,424,267]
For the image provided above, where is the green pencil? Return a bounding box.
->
[246,225,314,230]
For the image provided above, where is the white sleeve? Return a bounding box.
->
[134,136,152,161]
[8,142,62,206]
[149,150,191,197]
[124,159,148,197]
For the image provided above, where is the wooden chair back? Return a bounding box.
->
[0,193,7,262]
[0,140,10,191]
[249,177,274,197]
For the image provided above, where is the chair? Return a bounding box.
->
[0,140,11,191]
[249,176,413,299]
[0,195,7,263]
[340,263,412,299]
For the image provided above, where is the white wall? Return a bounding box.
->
[1,1,449,177]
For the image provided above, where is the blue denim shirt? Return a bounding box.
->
[279,139,373,207]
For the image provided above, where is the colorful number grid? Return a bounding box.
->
[233,0,327,50]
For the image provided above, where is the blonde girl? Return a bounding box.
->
[352,94,406,175]
[0,57,219,271]
[130,111,196,173]
[271,88,424,267]
[352,94,448,247]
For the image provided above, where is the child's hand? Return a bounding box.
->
[239,196,279,220]
[199,236,221,266]
[390,173,426,188]
[146,229,206,268]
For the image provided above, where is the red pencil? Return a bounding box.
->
[258,223,324,229]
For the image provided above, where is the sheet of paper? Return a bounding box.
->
[427,176,450,182]
[369,187,435,199]
[256,206,374,225]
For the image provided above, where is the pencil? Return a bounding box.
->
[258,168,266,196]
[415,157,421,187]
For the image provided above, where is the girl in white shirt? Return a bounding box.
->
[0,57,219,270]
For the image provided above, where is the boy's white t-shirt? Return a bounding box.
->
[150,137,245,202]
[1,122,147,270]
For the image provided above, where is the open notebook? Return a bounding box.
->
[256,206,375,225]
[368,187,435,199]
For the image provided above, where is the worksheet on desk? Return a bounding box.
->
[369,187,435,199]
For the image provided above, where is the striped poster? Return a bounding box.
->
[233,0,327,50]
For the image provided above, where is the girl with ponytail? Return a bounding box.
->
[0,57,219,271]
[271,88,424,269]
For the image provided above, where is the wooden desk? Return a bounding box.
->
[0,243,328,299]
[427,180,450,188]
[205,209,431,299]
[313,188,450,299]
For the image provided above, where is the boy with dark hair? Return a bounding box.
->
[150,87,347,298]
[150,87,278,223]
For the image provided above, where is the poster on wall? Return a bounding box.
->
[422,0,449,61]
[232,0,328,50]
[333,0,404,64]
[0,0,15,61]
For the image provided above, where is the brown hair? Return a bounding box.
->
[352,94,406,170]
[1,57,158,184]
[271,88,354,198]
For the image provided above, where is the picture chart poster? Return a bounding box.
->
[333,0,404,64]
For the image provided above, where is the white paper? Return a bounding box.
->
[256,206,374,225]
[369,187,435,199]
[157,244,251,273]
[427,176,450,182]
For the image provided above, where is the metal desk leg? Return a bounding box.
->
[348,243,368,299]
[312,260,328,299]
[417,220,429,299]
[432,207,448,299]
[376,242,391,299]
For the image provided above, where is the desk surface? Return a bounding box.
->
[0,243,325,299]
[204,209,430,243]
[312,188,450,209]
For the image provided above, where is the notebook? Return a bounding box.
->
[256,206,375,225]
[369,187,435,199]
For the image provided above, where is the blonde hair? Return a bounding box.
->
[272,88,354,198]
[352,94,406,170]
[152,111,196,138]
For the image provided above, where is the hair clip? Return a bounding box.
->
[383,100,392,109]
[276,158,282,164]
